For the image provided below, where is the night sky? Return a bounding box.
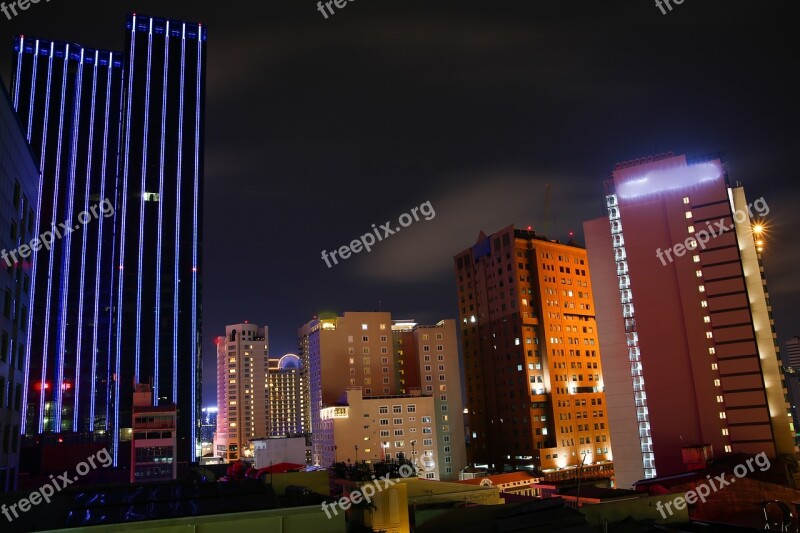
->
[2,1,798,406]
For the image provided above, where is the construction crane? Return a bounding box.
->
[542,184,552,237]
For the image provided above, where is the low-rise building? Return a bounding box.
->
[130,384,177,483]
[317,388,441,479]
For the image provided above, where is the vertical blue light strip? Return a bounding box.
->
[154,21,170,404]
[107,57,123,434]
[74,51,97,430]
[46,44,69,433]
[21,39,45,434]
[12,36,22,107]
[90,52,113,431]
[115,16,137,466]
[134,18,154,386]
[173,23,186,407]
[23,39,39,140]
[191,24,203,460]
[55,46,83,432]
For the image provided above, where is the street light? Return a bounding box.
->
[410,440,417,473]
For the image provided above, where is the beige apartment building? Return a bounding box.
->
[215,323,269,462]
[316,388,441,479]
[392,319,467,480]
[299,312,467,480]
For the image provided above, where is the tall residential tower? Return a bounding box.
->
[215,324,269,463]
[584,153,794,488]
[454,226,613,478]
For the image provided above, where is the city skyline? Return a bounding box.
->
[1,3,799,529]
[1,2,798,409]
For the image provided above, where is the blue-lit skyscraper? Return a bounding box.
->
[114,14,206,463]
[11,13,206,466]
[11,39,123,438]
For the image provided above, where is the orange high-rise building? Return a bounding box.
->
[454,226,613,477]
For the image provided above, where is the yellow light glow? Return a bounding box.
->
[753,223,764,235]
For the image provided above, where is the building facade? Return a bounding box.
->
[391,319,467,480]
[300,312,467,480]
[215,323,269,462]
[10,13,206,466]
[316,388,441,479]
[268,354,306,437]
[785,337,800,368]
[0,78,40,492]
[11,37,122,438]
[584,152,795,488]
[784,338,800,440]
[130,384,177,483]
[114,13,206,463]
[454,226,613,475]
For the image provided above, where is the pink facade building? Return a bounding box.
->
[584,153,794,488]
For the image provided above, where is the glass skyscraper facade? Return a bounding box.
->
[11,39,123,437]
[10,13,206,466]
[114,13,206,464]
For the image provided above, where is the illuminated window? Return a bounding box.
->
[685,211,693,219]
[701,301,708,308]
[362,324,368,330]
[709,347,716,355]
[706,332,713,339]
[711,363,718,370]
[696,270,703,278]
[719,412,726,419]
[699,285,705,293]
[722,428,729,435]
[683,197,690,204]
[724,445,732,452]
[714,379,721,386]
[704,316,711,323]
[688,226,695,233]
[717,395,724,403]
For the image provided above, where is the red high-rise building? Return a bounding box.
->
[584,153,794,488]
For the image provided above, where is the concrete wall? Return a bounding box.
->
[41,506,344,533]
